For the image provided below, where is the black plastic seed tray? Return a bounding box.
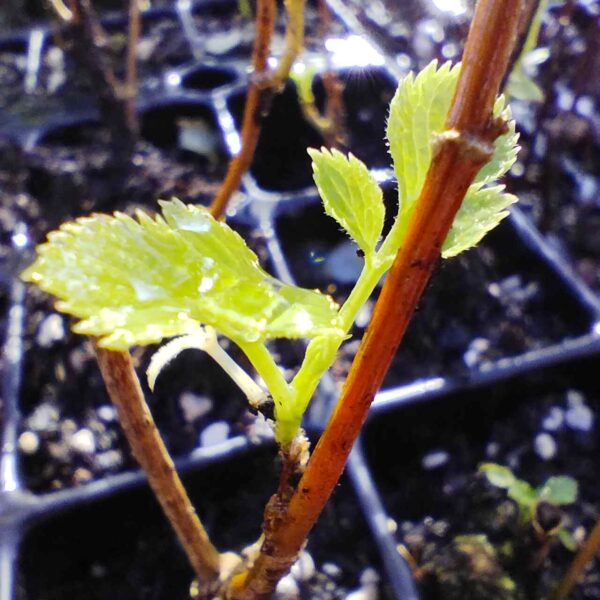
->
[1,0,599,598]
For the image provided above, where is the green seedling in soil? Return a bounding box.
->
[480,463,579,552]
[21,0,523,594]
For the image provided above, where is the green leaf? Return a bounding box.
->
[309,147,385,255]
[538,476,578,506]
[387,60,459,223]
[506,69,544,103]
[557,528,578,552]
[474,98,520,186]
[383,60,520,261]
[507,480,538,509]
[480,463,517,489]
[442,185,517,258]
[22,199,342,350]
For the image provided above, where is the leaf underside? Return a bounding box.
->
[385,60,520,259]
[22,200,341,350]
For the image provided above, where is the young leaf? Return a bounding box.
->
[507,480,538,509]
[538,476,578,506]
[557,528,578,552]
[383,60,519,260]
[387,60,459,220]
[480,463,516,489]
[309,147,384,255]
[442,185,517,258]
[22,200,342,350]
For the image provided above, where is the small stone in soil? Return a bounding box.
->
[200,421,230,446]
[36,313,65,347]
[321,562,343,580]
[565,391,594,432]
[534,432,557,461]
[18,431,40,454]
[291,551,315,582]
[27,403,59,432]
[179,392,213,422]
[275,573,300,599]
[486,442,500,458]
[97,405,117,422]
[94,449,123,472]
[72,467,93,485]
[69,428,96,455]
[542,406,565,431]
[421,449,450,470]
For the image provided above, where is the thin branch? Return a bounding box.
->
[125,0,141,134]
[272,0,306,88]
[210,0,307,219]
[94,345,221,583]
[225,0,524,595]
[48,0,74,21]
[553,519,600,600]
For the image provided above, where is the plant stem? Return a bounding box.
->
[238,341,297,442]
[210,0,306,219]
[125,0,141,135]
[209,0,277,220]
[225,0,523,595]
[273,0,306,87]
[94,345,221,582]
[553,519,600,600]
[67,0,136,159]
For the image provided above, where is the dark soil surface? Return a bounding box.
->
[276,198,588,386]
[505,1,600,292]
[364,360,599,599]
[17,446,386,599]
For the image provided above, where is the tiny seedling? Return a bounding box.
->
[21,0,522,590]
[480,463,578,550]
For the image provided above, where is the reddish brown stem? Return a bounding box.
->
[94,346,221,582]
[125,0,141,134]
[553,519,600,600]
[228,0,523,595]
[209,0,277,219]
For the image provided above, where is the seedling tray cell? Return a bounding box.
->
[361,359,600,600]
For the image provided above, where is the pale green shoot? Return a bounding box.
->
[22,61,519,446]
[480,463,578,549]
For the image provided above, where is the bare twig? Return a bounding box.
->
[553,519,600,600]
[210,0,307,219]
[273,0,306,88]
[94,345,221,583]
[125,0,141,134]
[225,0,523,595]
[48,0,74,21]
[209,0,277,220]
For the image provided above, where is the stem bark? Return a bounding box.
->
[209,0,277,219]
[553,519,600,600]
[94,345,221,582]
